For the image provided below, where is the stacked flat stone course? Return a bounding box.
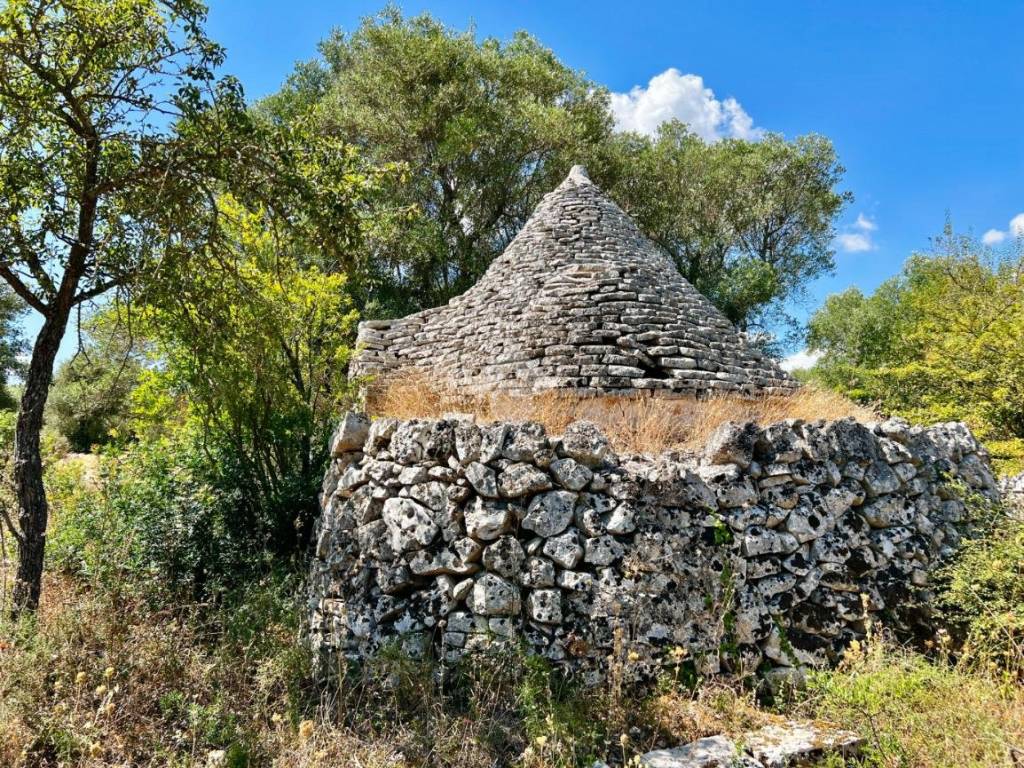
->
[351,166,797,397]
[309,411,998,681]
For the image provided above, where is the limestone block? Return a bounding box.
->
[382,497,439,553]
[330,412,370,456]
[523,490,577,537]
[498,462,553,498]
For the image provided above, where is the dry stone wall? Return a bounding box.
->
[309,412,998,681]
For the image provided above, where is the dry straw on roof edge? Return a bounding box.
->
[365,372,877,457]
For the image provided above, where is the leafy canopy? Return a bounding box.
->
[263,8,848,336]
[47,312,144,451]
[0,0,249,317]
[262,6,613,315]
[604,122,849,335]
[807,227,1024,471]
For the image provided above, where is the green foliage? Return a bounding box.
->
[0,285,25,406]
[807,228,1024,471]
[799,642,1024,768]
[262,8,849,335]
[46,424,287,600]
[47,317,143,451]
[264,6,612,315]
[0,0,250,316]
[516,653,605,765]
[0,0,267,612]
[132,193,363,551]
[604,124,849,334]
[940,512,1024,678]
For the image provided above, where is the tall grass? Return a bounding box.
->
[367,372,877,455]
[796,637,1024,768]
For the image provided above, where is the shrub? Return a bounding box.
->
[805,242,1024,474]
[940,513,1024,678]
[45,424,292,602]
[46,331,142,451]
[797,640,1024,768]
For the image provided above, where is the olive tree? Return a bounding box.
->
[264,8,612,314]
[0,0,247,612]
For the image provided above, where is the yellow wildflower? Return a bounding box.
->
[103,667,115,680]
[298,719,315,742]
[75,671,87,685]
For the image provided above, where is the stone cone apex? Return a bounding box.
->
[352,166,798,396]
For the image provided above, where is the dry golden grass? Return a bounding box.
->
[367,372,877,456]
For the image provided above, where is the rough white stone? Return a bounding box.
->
[549,457,593,491]
[464,462,498,498]
[470,573,520,616]
[331,412,370,456]
[522,490,577,537]
[498,462,553,498]
[464,497,512,541]
[382,497,439,553]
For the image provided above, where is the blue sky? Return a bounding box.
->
[28,1,1024,365]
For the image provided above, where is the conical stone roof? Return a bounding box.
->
[352,166,798,397]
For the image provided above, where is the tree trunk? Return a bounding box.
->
[11,306,72,615]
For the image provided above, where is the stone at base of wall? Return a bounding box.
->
[591,720,862,768]
[309,412,999,683]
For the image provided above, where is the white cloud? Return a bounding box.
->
[781,349,822,372]
[980,212,1024,246]
[836,233,872,252]
[982,228,1007,246]
[609,68,762,141]
[1012,213,1024,237]
[855,213,877,232]
[836,213,877,253]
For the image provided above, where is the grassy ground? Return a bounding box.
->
[2,567,1023,767]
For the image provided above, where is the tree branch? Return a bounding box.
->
[0,500,24,548]
[0,264,49,314]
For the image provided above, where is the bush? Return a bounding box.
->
[47,354,141,452]
[797,640,1024,768]
[806,242,1024,474]
[940,513,1024,678]
[45,423,300,602]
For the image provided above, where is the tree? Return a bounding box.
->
[263,7,612,315]
[604,122,850,334]
[0,0,249,613]
[47,312,144,451]
[807,226,1024,471]
[264,9,849,336]
[132,193,362,554]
